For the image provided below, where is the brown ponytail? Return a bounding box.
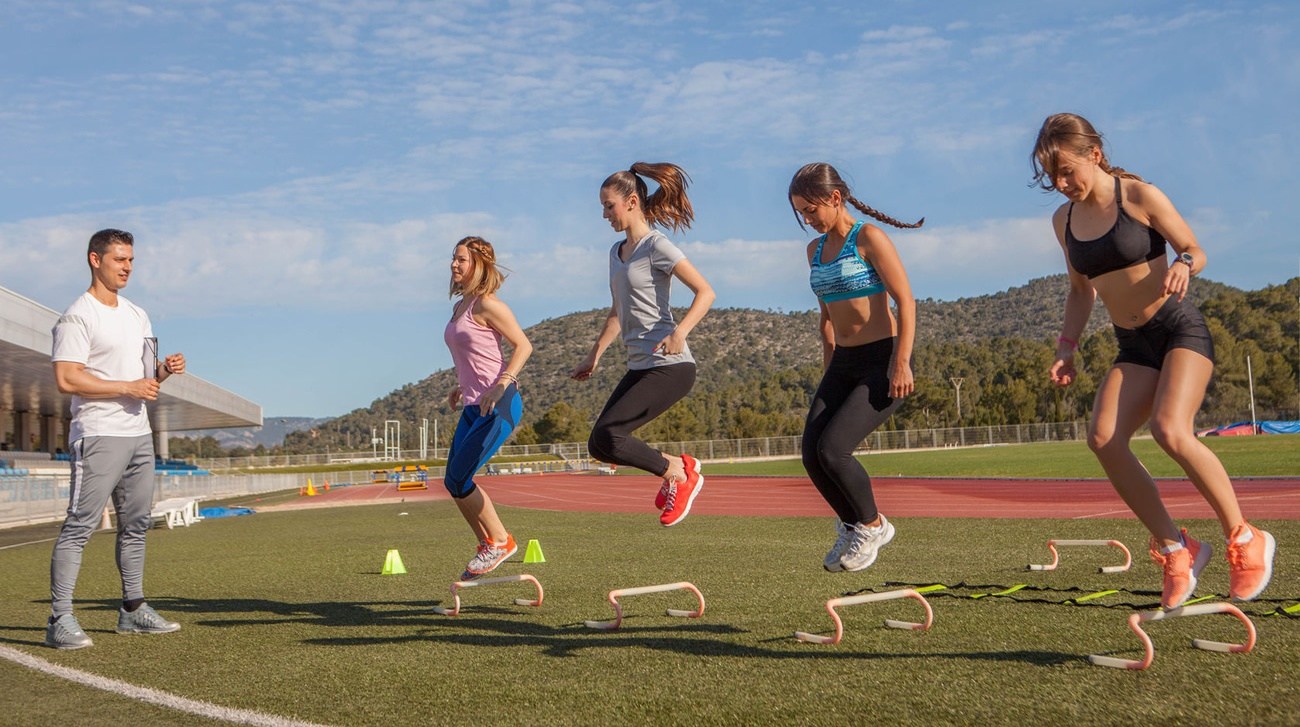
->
[788,162,923,231]
[601,162,695,233]
[1030,112,1146,191]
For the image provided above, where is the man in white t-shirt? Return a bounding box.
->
[45,228,188,650]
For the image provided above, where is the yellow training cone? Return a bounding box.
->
[305,478,317,496]
[523,539,546,563]
[381,549,407,575]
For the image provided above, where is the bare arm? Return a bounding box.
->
[53,361,159,401]
[1050,205,1096,387]
[1129,180,1203,301]
[571,305,621,380]
[656,258,715,355]
[476,295,533,414]
[817,303,835,370]
[861,226,915,397]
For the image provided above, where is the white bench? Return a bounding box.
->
[596,466,617,476]
[151,496,203,529]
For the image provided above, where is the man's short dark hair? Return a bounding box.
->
[88,229,134,262]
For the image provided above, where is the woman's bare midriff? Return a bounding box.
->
[1092,259,1172,329]
[828,294,897,346]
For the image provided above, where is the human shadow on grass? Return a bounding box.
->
[300,615,1077,665]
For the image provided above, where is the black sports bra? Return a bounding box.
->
[1066,177,1166,279]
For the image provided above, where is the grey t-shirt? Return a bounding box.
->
[609,231,695,370]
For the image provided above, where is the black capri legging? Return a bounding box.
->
[802,338,903,524]
[588,362,696,476]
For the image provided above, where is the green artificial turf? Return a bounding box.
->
[1,499,1297,726]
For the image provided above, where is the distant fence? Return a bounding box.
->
[194,421,1088,471]
[3,421,1088,529]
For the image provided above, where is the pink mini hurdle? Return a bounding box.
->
[432,574,544,616]
[795,588,934,645]
[1027,539,1133,574]
[1089,602,1257,671]
[583,581,705,630]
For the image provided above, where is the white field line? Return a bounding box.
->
[1072,491,1298,520]
[0,644,332,727]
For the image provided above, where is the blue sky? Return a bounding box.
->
[2,1,1297,418]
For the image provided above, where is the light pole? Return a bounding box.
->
[950,377,964,424]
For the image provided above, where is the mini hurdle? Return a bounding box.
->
[1027,539,1133,573]
[583,581,705,630]
[432,574,544,616]
[1089,602,1257,671]
[795,588,934,645]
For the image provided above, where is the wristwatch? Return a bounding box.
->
[1175,251,1194,271]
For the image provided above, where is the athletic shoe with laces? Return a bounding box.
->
[655,479,670,511]
[45,613,93,650]
[116,603,181,634]
[463,533,518,579]
[1148,529,1211,610]
[838,514,895,572]
[660,454,704,527]
[823,521,855,572]
[1226,522,1276,601]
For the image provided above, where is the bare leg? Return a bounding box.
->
[662,453,685,484]
[454,488,509,545]
[1088,364,1180,546]
[1149,349,1244,537]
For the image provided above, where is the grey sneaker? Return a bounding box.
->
[823,521,855,572]
[45,613,93,650]
[116,603,181,634]
[839,515,896,572]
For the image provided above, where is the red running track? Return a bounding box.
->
[283,473,1300,520]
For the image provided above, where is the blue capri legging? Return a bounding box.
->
[444,384,522,498]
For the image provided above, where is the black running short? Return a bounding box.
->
[1113,295,1215,370]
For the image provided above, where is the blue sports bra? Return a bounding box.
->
[1066,177,1166,279]
[809,221,885,303]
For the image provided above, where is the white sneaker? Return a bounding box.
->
[839,515,895,572]
[823,521,855,572]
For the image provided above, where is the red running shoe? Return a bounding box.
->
[659,455,703,527]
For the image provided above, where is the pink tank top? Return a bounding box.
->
[443,297,505,405]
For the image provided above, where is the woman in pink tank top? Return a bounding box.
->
[442,236,533,580]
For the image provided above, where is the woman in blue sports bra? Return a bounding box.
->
[1032,113,1274,610]
[788,162,922,574]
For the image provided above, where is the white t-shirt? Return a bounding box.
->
[51,292,155,442]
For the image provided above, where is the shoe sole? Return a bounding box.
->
[45,639,93,650]
[1231,530,1276,601]
[1165,541,1213,609]
[116,624,181,635]
[840,521,896,572]
[661,471,704,528]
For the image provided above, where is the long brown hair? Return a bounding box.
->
[601,162,694,233]
[1030,112,1145,191]
[449,236,506,299]
[787,163,924,231]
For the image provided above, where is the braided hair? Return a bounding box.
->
[787,163,924,231]
[449,236,507,299]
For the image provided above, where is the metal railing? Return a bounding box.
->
[4,421,1089,529]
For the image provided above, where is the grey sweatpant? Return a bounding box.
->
[50,434,155,617]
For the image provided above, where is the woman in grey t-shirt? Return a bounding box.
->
[571,162,715,528]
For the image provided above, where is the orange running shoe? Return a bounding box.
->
[463,533,518,579]
[1148,530,1211,609]
[1226,522,1276,601]
[660,454,704,527]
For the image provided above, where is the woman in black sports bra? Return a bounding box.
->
[1031,112,1274,611]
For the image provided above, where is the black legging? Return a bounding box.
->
[588,363,697,476]
[802,338,903,524]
